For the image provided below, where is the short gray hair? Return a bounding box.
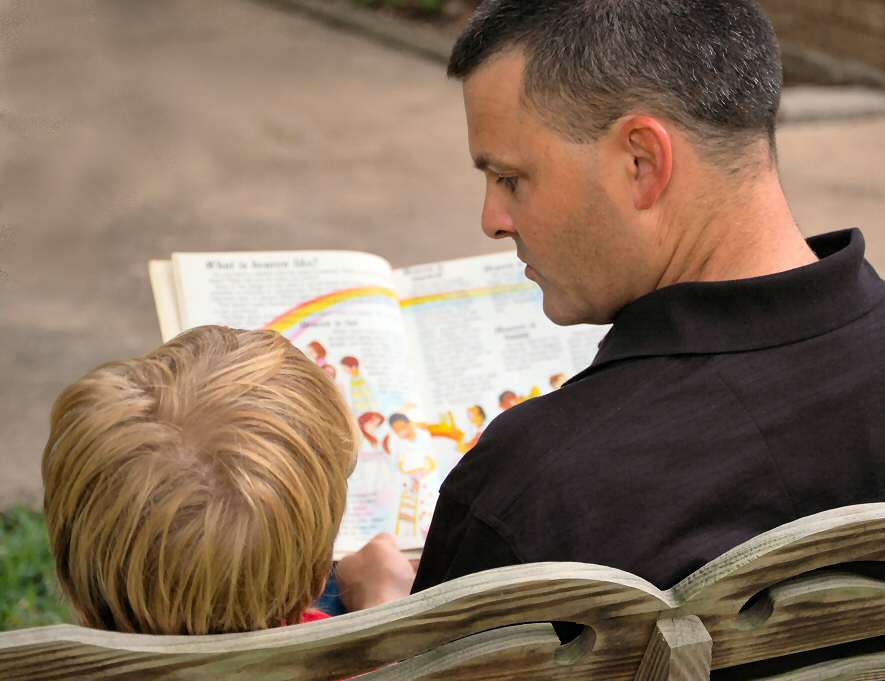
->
[448,0,783,170]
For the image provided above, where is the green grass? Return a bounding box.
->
[0,506,72,630]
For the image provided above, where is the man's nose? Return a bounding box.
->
[481,189,516,240]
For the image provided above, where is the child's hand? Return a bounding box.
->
[336,534,417,612]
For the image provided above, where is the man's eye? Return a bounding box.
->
[496,176,519,193]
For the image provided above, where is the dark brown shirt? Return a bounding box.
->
[413,229,885,668]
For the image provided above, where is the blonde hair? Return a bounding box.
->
[42,325,357,635]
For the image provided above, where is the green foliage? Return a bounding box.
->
[0,506,72,630]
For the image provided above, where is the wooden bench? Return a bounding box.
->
[2,503,884,680]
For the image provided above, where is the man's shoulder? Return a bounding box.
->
[441,354,716,502]
[441,343,829,509]
[435,350,804,579]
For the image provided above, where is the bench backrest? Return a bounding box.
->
[2,503,885,680]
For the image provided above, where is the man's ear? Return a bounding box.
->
[616,115,673,211]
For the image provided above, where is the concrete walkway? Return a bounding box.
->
[1,0,884,506]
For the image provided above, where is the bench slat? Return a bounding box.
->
[1,504,884,680]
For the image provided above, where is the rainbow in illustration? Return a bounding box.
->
[263,282,537,339]
[263,286,399,340]
[400,282,535,309]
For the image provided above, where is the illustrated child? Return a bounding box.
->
[340,355,377,414]
[549,373,568,390]
[498,390,519,411]
[457,404,486,454]
[358,411,388,451]
[307,340,329,367]
[387,413,438,537]
[41,325,357,635]
[498,387,541,412]
[352,411,395,500]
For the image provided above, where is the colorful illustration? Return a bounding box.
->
[264,283,536,341]
[264,286,399,340]
[171,248,610,553]
[358,411,387,451]
[307,340,328,367]
[422,411,464,443]
[340,356,377,414]
[457,405,486,454]
[498,390,519,411]
[399,282,535,309]
[351,411,396,503]
[293,326,563,545]
[388,413,439,538]
[498,386,542,412]
[549,373,567,390]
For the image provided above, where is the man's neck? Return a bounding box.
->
[657,170,819,288]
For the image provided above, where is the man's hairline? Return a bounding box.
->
[455,43,779,177]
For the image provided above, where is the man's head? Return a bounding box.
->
[42,325,357,635]
[450,0,783,324]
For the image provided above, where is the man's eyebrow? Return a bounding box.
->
[473,154,517,173]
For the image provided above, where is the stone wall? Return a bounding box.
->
[759,0,885,86]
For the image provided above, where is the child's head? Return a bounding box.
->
[42,325,357,635]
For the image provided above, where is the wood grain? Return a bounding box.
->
[0,504,884,680]
[634,617,712,681]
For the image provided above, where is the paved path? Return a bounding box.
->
[1,0,883,506]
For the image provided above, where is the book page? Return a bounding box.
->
[171,251,427,557]
[393,251,610,479]
[148,260,183,342]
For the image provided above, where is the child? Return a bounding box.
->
[41,325,357,635]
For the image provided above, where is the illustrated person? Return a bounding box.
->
[358,411,388,451]
[497,390,518,411]
[335,2,885,663]
[498,388,539,411]
[387,413,439,538]
[457,404,486,454]
[42,325,357,634]
[352,411,396,501]
[306,340,328,367]
[549,373,567,390]
[340,355,377,414]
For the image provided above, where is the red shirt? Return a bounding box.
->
[279,609,330,627]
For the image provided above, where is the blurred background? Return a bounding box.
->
[1,0,883,629]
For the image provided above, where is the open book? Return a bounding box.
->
[150,250,609,557]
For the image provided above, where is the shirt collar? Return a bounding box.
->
[585,229,885,371]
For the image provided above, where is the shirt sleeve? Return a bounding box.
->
[411,491,521,593]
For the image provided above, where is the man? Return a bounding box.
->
[337,0,885,656]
